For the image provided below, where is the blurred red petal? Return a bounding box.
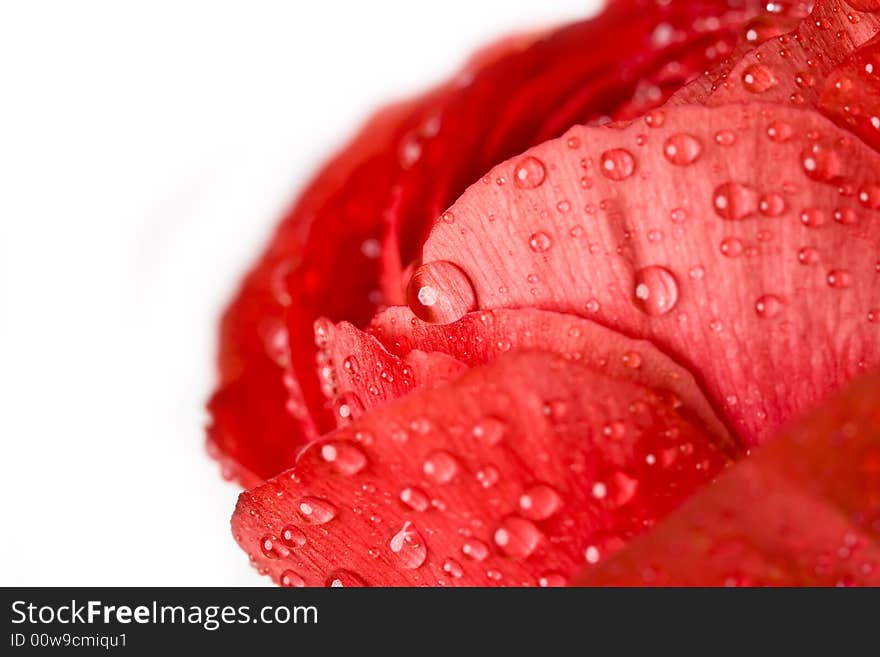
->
[576,370,880,586]
[416,102,880,447]
[232,351,732,586]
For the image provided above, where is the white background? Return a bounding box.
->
[0,0,598,585]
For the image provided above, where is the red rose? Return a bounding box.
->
[210,0,880,586]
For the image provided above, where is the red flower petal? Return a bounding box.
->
[674,0,880,111]
[414,102,880,447]
[232,351,732,586]
[316,307,735,451]
[210,0,768,482]
[576,370,880,586]
[819,33,880,151]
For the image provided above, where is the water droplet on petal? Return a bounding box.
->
[260,535,288,559]
[399,486,430,512]
[663,133,702,165]
[593,471,639,509]
[714,130,737,146]
[621,351,642,369]
[320,441,367,475]
[461,538,489,561]
[518,484,562,520]
[389,521,427,569]
[827,269,853,288]
[599,149,636,181]
[476,466,500,488]
[800,208,828,228]
[280,570,306,587]
[407,261,477,324]
[858,184,880,209]
[585,545,601,564]
[297,497,337,524]
[798,246,820,265]
[834,208,859,225]
[494,516,542,558]
[713,183,758,220]
[281,525,307,548]
[767,121,793,142]
[645,109,665,128]
[759,193,787,216]
[800,144,842,182]
[513,156,547,189]
[755,294,783,318]
[742,63,777,92]
[529,231,553,253]
[471,416,506,446]
[670,207,688,223]
[633,266,679,316]
[326,570,367,587]
[442,558,464,579]
[423,450,459,484]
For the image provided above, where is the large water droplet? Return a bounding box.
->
[389,521,427,569]
[407,261,477,324]
[297,497,337,524]
[423,450,459,484]
[599,149,636,181]
[260,535,288,559]
[759,193,787,217]
[518,484,562,520]
[513,156,547,189]
[320,441,367,475]
[663,133,702,165]
[742,63,777,92]
[800,144,842,182]
[399,486,430,512]
[494,516,542,558]
[713,183,758,220]
[281,525,307,548]
[633,266,679,316]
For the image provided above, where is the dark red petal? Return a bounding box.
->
[576,370,880,586]
[211,0,768,482]
[317,307,735,451]
[414,102,880,447]
[232,351,732,586]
